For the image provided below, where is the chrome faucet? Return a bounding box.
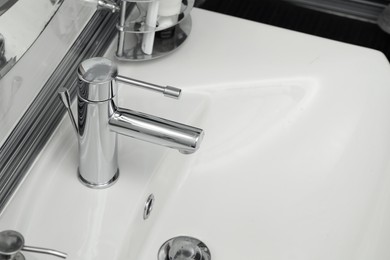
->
[59,57,204,189]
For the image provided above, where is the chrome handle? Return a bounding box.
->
[22,246,67,259]
[0,230,67,260]
[77,57,181,100]
[116,75,181,99]
[58,87,78,134]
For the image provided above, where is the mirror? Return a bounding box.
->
[0,0,98,147]
[0,0,63,78]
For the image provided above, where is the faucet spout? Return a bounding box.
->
[109,107,204,154]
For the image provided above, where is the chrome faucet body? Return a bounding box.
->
[59,57,204,188]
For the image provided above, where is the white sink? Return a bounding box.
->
[2,8,390,260]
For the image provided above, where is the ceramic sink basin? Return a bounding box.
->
[1,8,390,260]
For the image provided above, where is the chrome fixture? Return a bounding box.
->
[158,236,211,260]
[143,194,155,220]
[98,0,194,61]
[59,57,204,189]
[0,230,67,260]
[97,0,120,13]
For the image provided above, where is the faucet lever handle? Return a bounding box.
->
[0,230,67,260]
[22,245,67,259]
[58,87,78,134]
[116,75,181,99]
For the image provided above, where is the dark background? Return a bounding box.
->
[196,0,390,60]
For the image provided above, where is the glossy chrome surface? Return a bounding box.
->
[158,236,211,260]
[110,108,203,154]
[59,57,203,188]
[116,76,181,98]
[0,230,67,259]
[97,0,194,60]
[143,194,155,220]
[97,0,120,13]
[58,87,78,135]
[115,0,194,61]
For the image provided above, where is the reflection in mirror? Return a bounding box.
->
[0,0,62,78]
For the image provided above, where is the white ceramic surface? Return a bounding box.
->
[1,8,390,260]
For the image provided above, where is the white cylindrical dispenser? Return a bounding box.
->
[158,0,182,29]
